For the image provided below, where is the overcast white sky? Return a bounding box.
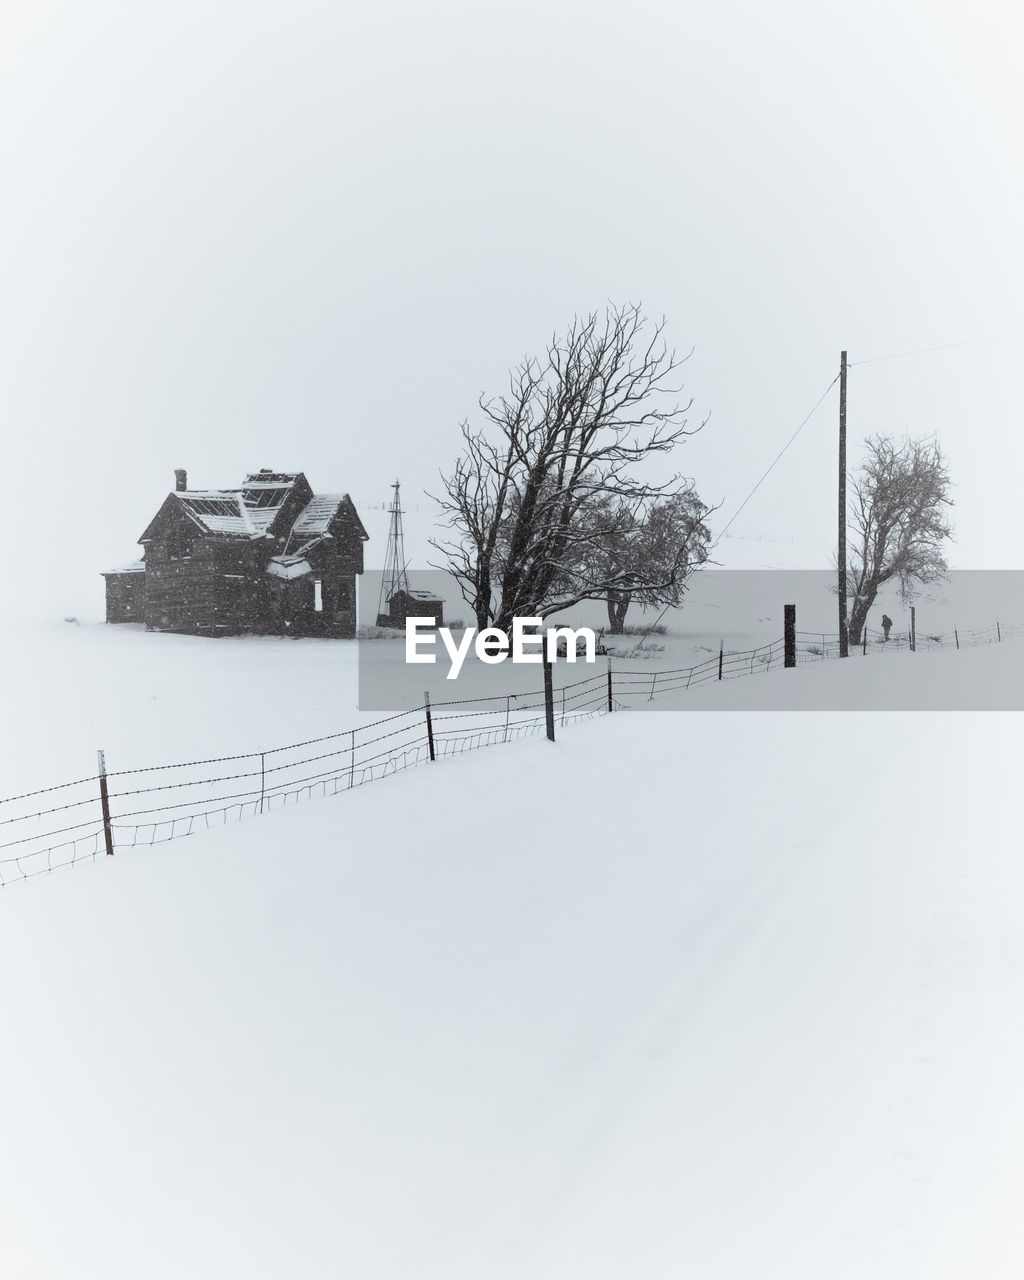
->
[3,0,1022,618]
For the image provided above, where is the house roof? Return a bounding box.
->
[393,588,443,602]
[175,492,262,538]
[102,559,146,576]
[137,473,367,546]
[242,471,303,487]
[292,493,369,540]
[266,555,313,581]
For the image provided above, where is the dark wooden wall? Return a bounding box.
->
[103,573,146,623]
[138,500,362,638]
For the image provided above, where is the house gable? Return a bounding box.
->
[138,493,206,551]
[334,494,369,542]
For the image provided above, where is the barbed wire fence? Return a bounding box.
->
[2,616,1020,888]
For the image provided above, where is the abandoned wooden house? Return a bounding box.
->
[102,469,368,637]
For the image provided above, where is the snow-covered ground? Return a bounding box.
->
[4,577,1020,794]
[2,624,1023,1277]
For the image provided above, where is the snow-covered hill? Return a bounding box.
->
[2,631,1023,1278]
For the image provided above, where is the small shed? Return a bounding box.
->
[102,560,146,623]
[377,588,444,629]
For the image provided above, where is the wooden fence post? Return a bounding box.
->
[997,619,1002,642]
[954,627,960,650]
[862,626,867,656]
[259,753,266,814]
[910,606,916,653]
[607,658,613,712]
[784,604,796,668]
[543,659,556,741]
[424,691,436,761]
[97,750,114,857]
[718,640,724,681]
[349,728,356,788]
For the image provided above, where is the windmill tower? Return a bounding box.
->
[375,480,444,629]
[376,480,410,618]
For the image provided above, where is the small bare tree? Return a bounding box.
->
[430,304,704,628]
[846,434,954,644]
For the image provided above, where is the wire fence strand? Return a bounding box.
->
[1,618,1019,887]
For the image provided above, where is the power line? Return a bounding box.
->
[712,323,1021,545]
[714,374,840,543]
[851,327,1024,367]
[625,374,840,656]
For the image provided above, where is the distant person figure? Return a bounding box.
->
[881,614,893,642]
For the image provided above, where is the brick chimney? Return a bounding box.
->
[174,468,187,492]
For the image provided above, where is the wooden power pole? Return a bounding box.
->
[838,350,849,657]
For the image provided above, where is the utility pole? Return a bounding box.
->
[838,350,849,657]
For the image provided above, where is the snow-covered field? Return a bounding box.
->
[4,575,1021,794]
[2,623,1024,1277]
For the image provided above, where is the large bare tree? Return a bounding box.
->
[846,434,954,644]
[430,304,704,629]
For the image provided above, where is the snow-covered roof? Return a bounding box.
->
[176,493,258,538]
[102,559,146,575]
[175,487,295,537]
[242,471,302,486]
[292,493,369,540]
[395,588,443,601]
[266,556,313,581]
[139,472,367,548]
[292,494,345,536]
[174,475,305,538]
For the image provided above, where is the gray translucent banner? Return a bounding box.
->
[357,569,1024,712]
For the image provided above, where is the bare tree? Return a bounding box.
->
[846,434,954,644]
[430,304,704,628]
[583,490,712,633]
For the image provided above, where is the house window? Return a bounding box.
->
[167,532,193,560]
[314,578,323,612]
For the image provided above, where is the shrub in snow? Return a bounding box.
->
[355,624,404,640]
